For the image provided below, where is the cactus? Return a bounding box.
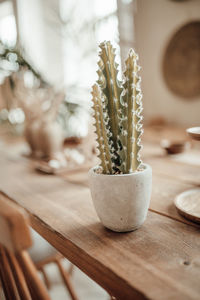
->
[92,84,113,174]
[118,49,143,173]
[97,42,123,167]
[92,41,143,174]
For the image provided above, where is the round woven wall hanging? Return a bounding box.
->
[163,21,200,100]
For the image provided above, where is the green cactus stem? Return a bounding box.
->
[97,41,123,159]
[92,41,143,175]
[118,49,143,173]
[91,84,113,174]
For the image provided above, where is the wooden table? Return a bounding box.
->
[0,126,200,300]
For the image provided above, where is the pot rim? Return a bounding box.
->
[89,163,151,177]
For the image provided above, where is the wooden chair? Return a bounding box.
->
[0,193,78,300]
[29,230,77,299]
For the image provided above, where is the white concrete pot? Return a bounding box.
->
[88,164,152,232]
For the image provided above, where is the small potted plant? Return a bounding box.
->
[89,41,152,232]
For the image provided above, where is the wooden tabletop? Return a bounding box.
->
[0,126,200,300]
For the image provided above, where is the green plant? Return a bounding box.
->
[92,41,143,174]
[0,40,45,84]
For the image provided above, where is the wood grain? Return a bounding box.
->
[145,156,200,186]
[19,194,200,300]
[0,150,200,299]
[0,128,200,299]
[143,126,188,144]
[61,167,199,226]
[150,174,198,226]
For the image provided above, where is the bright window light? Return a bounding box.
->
[0,14,17,47]
[60,0,119,104]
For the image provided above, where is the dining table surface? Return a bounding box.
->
[0,124,200,300]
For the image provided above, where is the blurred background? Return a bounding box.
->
[0,0,200,298]
[0,0,120,139]
[1,0,200,138]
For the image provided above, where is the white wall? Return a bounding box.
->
[16,0,63,86]
[134,0,200,126]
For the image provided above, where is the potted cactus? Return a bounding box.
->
[89,41,152,232]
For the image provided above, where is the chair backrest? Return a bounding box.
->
[0,193,32,253]
[0,192,51,300]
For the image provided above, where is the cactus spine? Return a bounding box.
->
[92,41,143,174]
[92,85,113,174]
[97,42,123,164]
[118,49,143,173]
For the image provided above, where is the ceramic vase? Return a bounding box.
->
[88,164,152,232]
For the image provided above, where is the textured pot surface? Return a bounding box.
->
[88,164,152,232]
